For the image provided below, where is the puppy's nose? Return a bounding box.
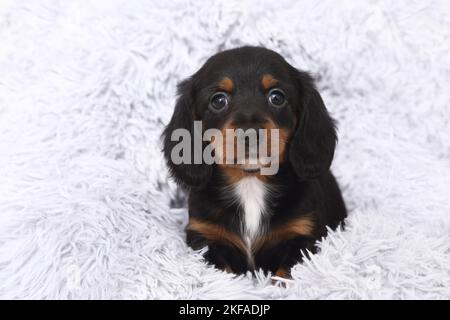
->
[244,136,253,151]
[231,109,266,130]
[231,111,268,157]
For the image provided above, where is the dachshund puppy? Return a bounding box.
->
[163,46,346,277]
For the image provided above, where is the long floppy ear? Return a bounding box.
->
[289,71,337,180]
[162,78,212,189]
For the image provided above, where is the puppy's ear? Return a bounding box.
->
[162,78,212,189]
[289,71,337,180]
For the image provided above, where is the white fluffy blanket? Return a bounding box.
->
[0,0,449,299]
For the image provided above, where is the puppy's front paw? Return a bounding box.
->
[271,267,291,287]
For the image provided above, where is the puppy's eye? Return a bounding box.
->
[209,92,229,112]
[268,89,287,108]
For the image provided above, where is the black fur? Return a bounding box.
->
[162,79,212,189]
[162,46,347,276]
[288,74,337,180]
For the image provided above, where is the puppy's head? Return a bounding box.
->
[163,46,336,188]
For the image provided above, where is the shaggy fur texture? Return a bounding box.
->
[0,0,449,299]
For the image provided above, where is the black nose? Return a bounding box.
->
[231,110,267,155]
[231,109,266,131]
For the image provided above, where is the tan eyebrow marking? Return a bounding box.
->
[261,74,278,90]
[217,77,234,92]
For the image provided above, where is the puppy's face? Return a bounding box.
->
[163,47,336,188]
[190,49,298,173]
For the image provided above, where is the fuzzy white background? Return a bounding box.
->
[0,0,449,299]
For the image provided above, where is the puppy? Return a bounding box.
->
[163,46,346,277]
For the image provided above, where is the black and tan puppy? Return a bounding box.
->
[163,46,346,277]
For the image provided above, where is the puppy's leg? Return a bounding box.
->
[186,229,249,274]
[255,236,317,280]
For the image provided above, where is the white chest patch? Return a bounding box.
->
[233,177,267,242]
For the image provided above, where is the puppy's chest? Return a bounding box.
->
[233,177,269,248]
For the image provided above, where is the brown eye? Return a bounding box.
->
[209,92,229,112]
[268,88,287,108]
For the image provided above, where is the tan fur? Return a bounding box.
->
[187,217,247,253]
[217,77,234,92]
[262,118,292,163]
[261,74,278,90]
[275,267,290,278]
[254,213,315,251]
